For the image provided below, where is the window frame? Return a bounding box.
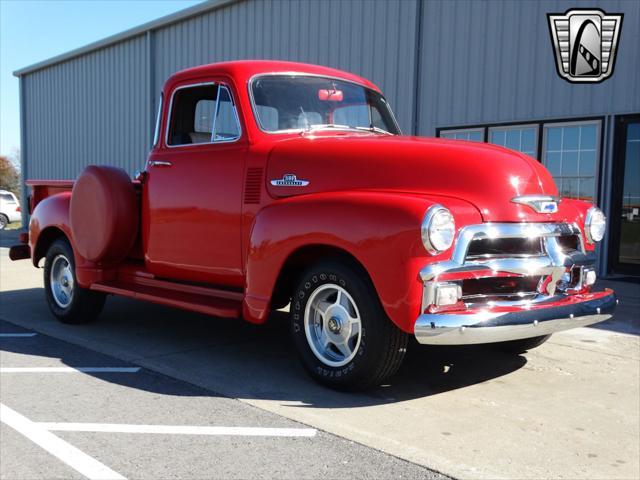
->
[541,119,602,204]
[164,81,243,149]
[488,123,539,158]
[438,127,485,142]
[152,94,163,148]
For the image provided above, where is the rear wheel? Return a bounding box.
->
[290,260,408,390]
[0,214,8,230]
[493,335,551,354]
[44,238,106,324]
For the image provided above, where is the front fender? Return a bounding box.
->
[244,191,481,332]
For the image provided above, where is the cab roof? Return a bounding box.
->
[165,60,381,92]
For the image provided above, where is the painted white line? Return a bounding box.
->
[0,367,140,373]
[0,403,125,480]
[39,422,317,438]
[0,333,38,337]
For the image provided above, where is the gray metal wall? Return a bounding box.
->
[21,35,150,180]
[418,0,640,135]
[17,0,640,175]
[152,0,419,135]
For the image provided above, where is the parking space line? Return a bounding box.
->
[0,333,38,337]
[39,422,318,437]
[0,403,126,480]
[0,367,140,373]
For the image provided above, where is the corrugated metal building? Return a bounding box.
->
[14,0,640,276]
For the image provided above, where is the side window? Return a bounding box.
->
[152,94,163,147]
[212,86,241,141]
[167,83,240,146]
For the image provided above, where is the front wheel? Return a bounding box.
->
[44,238,106,324]
[290,260,408,390]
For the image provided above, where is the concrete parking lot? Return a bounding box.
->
[1,230,639,480]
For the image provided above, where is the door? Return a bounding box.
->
[144,81,246,287]
[610,115,640,275]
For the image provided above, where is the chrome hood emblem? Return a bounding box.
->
[270,173,309,187]
[511,195,559,214]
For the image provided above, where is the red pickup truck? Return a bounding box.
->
[10,60,616,390]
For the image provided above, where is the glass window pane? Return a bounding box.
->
[505,130,520,150]
[579,178,595,202]
[213,87,240,141]
[440,132,455,139]
[628,123,640,141]
[561,177,579,198]
[521,128,536,153]
[256,105,278,131]
[468,131,483,142]
[579,150,596,176]
[561,151,579,175]
[563,126,580,150]
[194,100,215,134]
[546,127,562,150]
[580,124,597,150]
[545,151,561,176]
[490,130,506,146]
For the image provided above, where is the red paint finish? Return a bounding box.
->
[16,60,607,334]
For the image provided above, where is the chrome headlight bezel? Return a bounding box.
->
[585,206,606,244]
[421,205,455,254]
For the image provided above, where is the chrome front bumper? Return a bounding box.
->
[414,222,616,346]
[414,289,616,345]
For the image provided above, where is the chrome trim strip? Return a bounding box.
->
[511,194,560,213]
[414,290,616,345]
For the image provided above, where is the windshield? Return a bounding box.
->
[250,75,400,135]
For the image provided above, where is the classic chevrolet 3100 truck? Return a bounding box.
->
[10,61,616,389]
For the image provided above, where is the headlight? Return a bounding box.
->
[585,207,606,244]
[422,205,455,254]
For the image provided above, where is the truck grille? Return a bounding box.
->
[461,232,582,305]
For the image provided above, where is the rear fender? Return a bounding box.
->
[244,191,481,332]
[29,192,106,287]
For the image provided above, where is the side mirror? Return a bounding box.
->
[318,89,344,101]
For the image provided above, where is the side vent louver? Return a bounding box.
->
[244,167,263,204]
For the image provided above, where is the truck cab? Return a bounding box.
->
[11,61,616,390]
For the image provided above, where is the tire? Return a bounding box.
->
[493,335,551,354]
[43,238,106,324]
[290,260,408,390]
[0,214,8,230]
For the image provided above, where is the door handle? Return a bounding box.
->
[148,160,172,167]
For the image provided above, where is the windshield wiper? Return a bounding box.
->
[301,124,392,136]
[353,125,393,135]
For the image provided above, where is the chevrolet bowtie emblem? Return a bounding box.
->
[511,195,559,214]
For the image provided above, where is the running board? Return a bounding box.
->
[91,280,242,319]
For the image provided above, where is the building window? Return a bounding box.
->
[542,122,600,203]
[489,125,537,158]
[439,128,483,142]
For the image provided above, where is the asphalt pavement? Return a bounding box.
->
[1,230,639,479]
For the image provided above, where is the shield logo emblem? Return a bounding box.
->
[548,9,623,83]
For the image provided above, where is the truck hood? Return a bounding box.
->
[265,134,560,222]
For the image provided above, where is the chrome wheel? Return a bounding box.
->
[50,254,74,308]
[304,283,362,367]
